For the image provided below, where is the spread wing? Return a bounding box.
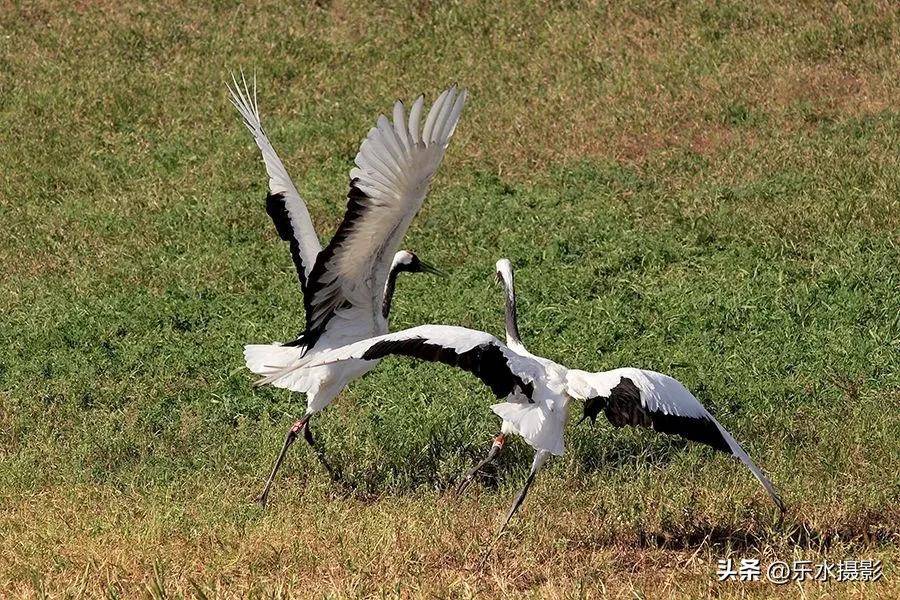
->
[258,324,535,400]
[567,368,784,510]
[296,86,467,351]
[228,73,322,292]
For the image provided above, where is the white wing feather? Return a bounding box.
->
[256,324,535,389]
[228,73,322,282]
[302,86,467,340]
[566,368,783,508]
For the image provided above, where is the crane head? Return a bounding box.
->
[495,258,513,286]
[391,250,445,277]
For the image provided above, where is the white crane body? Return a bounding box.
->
[265,260,784,531]
[230,75,465,505]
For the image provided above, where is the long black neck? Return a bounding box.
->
[382,265,403,319]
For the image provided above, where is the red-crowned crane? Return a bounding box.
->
[260,259,785,532]
[229,75,465,506]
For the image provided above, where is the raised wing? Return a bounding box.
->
[297,86,467,350]
[566,368,784,510]
[228,73,322,292]
[261,325,534,400]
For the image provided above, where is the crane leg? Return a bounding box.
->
[300,420,340,482]
[256,415,311,508]
[255,414,344,507]
[495,450,549,536]
[455,434,505,496]
[497,472,536,534]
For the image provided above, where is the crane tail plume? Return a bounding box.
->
[244,343,312,388]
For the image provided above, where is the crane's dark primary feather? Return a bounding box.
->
[583,377,731,453]
[292,180,371,351]
[265,192,310,294]
[360,337,533,400]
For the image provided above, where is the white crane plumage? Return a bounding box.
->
[264,259,785,532]
[454,259,527,495]
[229,75,466,506]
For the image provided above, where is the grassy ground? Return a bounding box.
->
[2,0,899,597]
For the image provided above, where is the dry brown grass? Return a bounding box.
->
[3,482,898,598]
[2,1,899,597]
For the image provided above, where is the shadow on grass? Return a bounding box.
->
[572,509,900,553]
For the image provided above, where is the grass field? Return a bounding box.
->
[2,0,899,597]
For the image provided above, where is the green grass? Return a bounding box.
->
[1,1,899,597]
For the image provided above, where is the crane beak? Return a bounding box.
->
[418,260,446,277]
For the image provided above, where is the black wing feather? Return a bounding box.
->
[285,179,371,351]
[265,192,311,294]
[584,377,731,453]
[360,337,534,399]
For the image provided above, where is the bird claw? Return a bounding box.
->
[455,474,476,497]
[454,435,505,497]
